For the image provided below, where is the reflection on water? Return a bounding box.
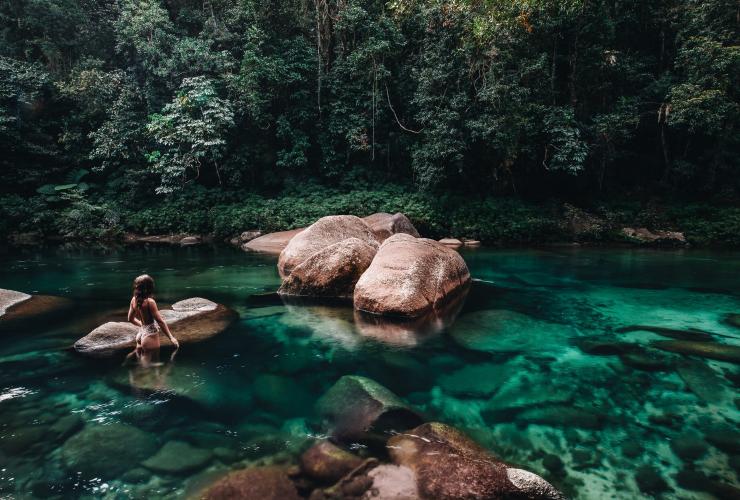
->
[0,244,739,498]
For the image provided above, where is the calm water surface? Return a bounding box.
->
[0,244,739,499]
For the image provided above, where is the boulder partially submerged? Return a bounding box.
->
[242,228,304,254]
[278,237,377,298]
[0,288,72,323]
[354,233,471,318]
[315,375,423,443]
[278,215,378,278]
[388,422,564,500]
[362,212,420,242]
[73,297,236,357]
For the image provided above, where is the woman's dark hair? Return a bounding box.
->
[133,274,155,308]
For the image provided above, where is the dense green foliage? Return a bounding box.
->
[1,0,738,243]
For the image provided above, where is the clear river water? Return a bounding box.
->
[0,244,739,499]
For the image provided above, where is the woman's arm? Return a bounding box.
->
[127,297,142,327]
[149,299,179,348]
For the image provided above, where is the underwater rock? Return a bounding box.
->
[60,423,158,478]
[676,361,731,404]
[299,440,364,484]
[619,348,676,371]
[200,466,301,500]
[354,233,471,318]
[362,212,420,242]
[652,340,740,364]
[542,454,566,477]
[73,297,237,357]
[242,228,304,254]
[253,374,314,417]
[142,440,213,474]
[616,324,715,342]
[278,215,378,278]
[725,313,740,329]
[438,362,510,398]
[315,375,423,443]
[0,288,72,323]
[451,309,564,353]
[48,415,83,443]
[278,237,377,298]
[0,425,47,455]
[387,422,564,500]
[366,464,419,499]
[516,405,604,429]
[575,338,639,356]
[670,434,708,462]
[674,468,740,498]
[634,465,669,495]
[704,426,740,454]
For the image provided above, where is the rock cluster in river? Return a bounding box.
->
[73,297,237,357]
[273,213,471,321]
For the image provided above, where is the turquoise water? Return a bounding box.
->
[1,244,739,499]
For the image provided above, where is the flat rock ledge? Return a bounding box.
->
[73,297,237,357]
[0,288,72,323]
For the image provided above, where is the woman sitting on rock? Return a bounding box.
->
[128,274,179,351]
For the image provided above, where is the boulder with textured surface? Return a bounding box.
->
[278,215,378,278]
[315,375,423,443]
[387,422,564,500]
[199,466,301,500]
[242,228,304,254]
[362,212,420,242]
[73,297,237,357]
[278,237,377,298]
[354,234,471,318]
[299,440,364,483]
[0,288,72,323]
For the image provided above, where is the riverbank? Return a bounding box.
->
[3,186,739,248]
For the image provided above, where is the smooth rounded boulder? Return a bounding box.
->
[315,375,423,443]
[278,215,378,278]
[388,422,564,500]
[242,228,304,254]
[73,297,237,357]
[278,237,377,298]
[363,212,420,242]
[354,234,471,318]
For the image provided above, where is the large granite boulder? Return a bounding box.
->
[363,212,420,242]
[315,375,423,443]
[242,228,304,254]
[278,215,378,278]
[354,234,471,318]
[73,297,237,357]
[387,422,564,500]
[199,466,301,500]
[278,237,377,298]
[0,288,72,323]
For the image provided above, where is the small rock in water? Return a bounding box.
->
[670,434,708,461]
[120,467,150,484]
[621,440,643,458]
[648,412,682,428]
[634,465,669,495]
[142,440,213,474]
[299,440,363,483]
[437,362,509,398]
[542,454,566,477]
[0,426,47,455]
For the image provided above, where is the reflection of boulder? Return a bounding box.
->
[315,375,423,443]
[74,298,237,357]
[242,228,304,254]
[354,234,471,318]
[388,422,564,499]
[199,466,301,500]
[279,301,359,350]
[0,288,72,323]
[278,215,378,278]
[354,289,467,347]
[362,212,420,242]
[278,237,377,298]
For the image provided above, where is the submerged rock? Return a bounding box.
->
[354,233,471,318]
[634,465,669,495]
[199,466,301,500]
[142,440,213,474]
[438,362,509,398]
[451,309,564,353]
[619,348,676,371]
[278,215,378,278]
[676,361,732,403]
[253,374,314,417]
[651,340,740,364]
[516,405,605,429]
[299,440,363,483]
[616,324,714,342]
[670,434,708,461]
[242,228,304,254]
[725,313,740,329]
[387,422,564,500]
[278,237,377,298]
[0,288,72,323]
[73,297,237,357]
[315,375,423,443]
[60,423,158,478]
[362,212,420,242]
